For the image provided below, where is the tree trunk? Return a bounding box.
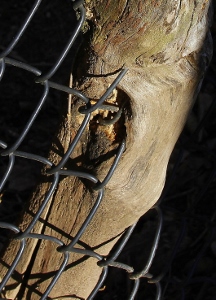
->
[0,1,213,299]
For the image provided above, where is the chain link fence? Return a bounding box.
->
[0,1,216,299]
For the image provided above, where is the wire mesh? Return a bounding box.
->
[0,1,216,300]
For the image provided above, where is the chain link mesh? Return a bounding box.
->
[0,1,215,299]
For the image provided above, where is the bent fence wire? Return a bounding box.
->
[0,0,216,299]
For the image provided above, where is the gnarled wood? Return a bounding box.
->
[0,1,213,299]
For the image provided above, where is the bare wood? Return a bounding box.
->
[0,1,213,299]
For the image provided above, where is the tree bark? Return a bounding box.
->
[0,1,213,299]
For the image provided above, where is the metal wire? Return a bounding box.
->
[0,1,215,300]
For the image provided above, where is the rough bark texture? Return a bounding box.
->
[0,1,213,299]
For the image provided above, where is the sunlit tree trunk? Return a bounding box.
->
[0,1,212,299]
